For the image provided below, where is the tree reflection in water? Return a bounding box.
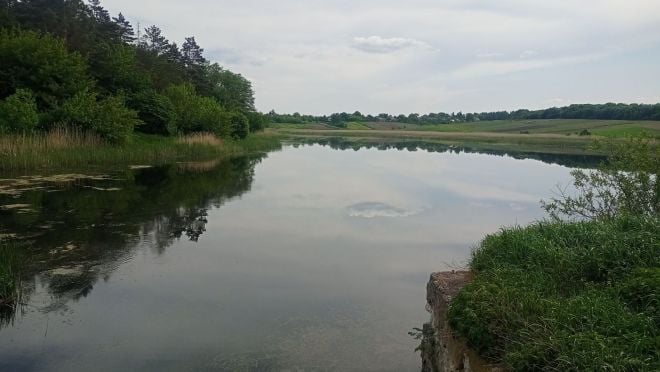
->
[0,154,267,325]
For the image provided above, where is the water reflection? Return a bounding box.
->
[0,141,590,371]
[0,155,266,322]
[291,137,605,168]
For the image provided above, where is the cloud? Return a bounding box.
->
[102,0,660,114]
[347,202,426,218]
[476,52,504,59]
[351,36,430,54]
[448,53,606,80]
[520,50,539,58]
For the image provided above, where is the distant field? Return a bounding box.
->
[412,119,660,137]
[274,119,660,138]
[269,119,660,155]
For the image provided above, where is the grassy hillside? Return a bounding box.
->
[448,217,660,371]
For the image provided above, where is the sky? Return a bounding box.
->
[102,0,660,115]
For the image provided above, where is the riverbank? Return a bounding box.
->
[442,216,659,371]
[0,130,281,171]
[270,118,660,155]
[274,129,604,155]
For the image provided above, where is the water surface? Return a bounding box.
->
[0,142,587,371]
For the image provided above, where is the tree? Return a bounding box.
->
[542,135,659,220]
[0,89,39,133]
[141,25,170,55]
[112,13,135,44]
[205,63,255,113]
[0,29,93,111]
[59,90,140,143]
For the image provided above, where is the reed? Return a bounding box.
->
[0,129,281,171]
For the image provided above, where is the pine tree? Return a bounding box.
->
[112,13,135,43]
[181,37,206,67]
[141,25,170,55]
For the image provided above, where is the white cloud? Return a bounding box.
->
[351,36,430,53]
[102,0,660,114]
[519,50,538,59]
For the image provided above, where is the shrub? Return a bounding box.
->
[0,29,92,110]
[246,111,268,132]
[164,83,231,137]
[129,90,177,135]
[59,90,140,143]
[542,135,659,220]
[0,89,39,133]
[229,112,249,139]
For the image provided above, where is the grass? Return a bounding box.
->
[272,128,601,155]
[0,128,282,171]
[448,216,660,371]
[0,240,23,310]
[272,120,660,155]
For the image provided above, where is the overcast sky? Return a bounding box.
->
[103,0,660,115]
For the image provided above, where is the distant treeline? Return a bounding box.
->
[0,0,267,142]
[268,103,660,127]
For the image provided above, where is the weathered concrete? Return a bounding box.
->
[422,271,501,372]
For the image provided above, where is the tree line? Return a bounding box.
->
[268,102,660,127]
[0,0,267,142]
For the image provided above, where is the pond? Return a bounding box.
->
[0,141,595,371]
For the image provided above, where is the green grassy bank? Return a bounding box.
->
[0,131,282,171]
[448,217,660,371]
[270,119,660,155]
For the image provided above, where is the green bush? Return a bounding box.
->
[164,83,230,136]
[246,111,268,132]
[229,112,250,139]
[0,29,92,110]
[449,217,660,371]
[59,90,140,143]
[129,90,177,135]
[0,89,39,133]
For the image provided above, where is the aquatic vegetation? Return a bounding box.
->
[0,240,23,323]
[0,129,281,171]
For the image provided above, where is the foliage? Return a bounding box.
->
[228,112,250,139]
[245,111,268,132]
[0,89,39,133]
[205,64,255,113]
[0,1,263,141]
[128,90,177,135]
[542,135,659,220]
[448,217,660,371]
[268,102,660,126]
[59,90,140,143]
[0,29,92,110]
[164,83,229,136]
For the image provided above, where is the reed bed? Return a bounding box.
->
[176,132,222,146]
[0,129,280,171]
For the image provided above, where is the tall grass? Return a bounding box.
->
[0,241,22,306]
[0,129,281,171]
[448,217,660,371]
[176,132,222,146]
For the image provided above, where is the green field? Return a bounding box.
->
[274,119,660,137]
[271,119,660,155]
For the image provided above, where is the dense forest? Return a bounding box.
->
[269,102,660,127]
[0,0,267,142]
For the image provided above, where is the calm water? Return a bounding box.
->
[0,142,591,371]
